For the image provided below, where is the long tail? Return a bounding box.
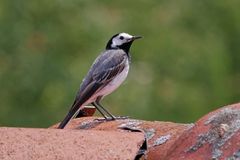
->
[57,101,82,129]
[58,82,102,129]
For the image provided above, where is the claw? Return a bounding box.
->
[112,116,129,120]
[94,116,129,122]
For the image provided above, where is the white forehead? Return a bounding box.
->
[118,33,133,38]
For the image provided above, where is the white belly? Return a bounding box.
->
[98,61,129,97]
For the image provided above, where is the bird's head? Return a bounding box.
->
[106,32,142,53]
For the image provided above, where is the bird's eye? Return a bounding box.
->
[119,36,124,40]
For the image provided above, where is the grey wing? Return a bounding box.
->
[75,49,127,100]
[92,50,128,84]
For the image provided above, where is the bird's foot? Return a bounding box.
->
[94,117,115,121]
[94,116,129,122]
[106,115,129,121]
[113,116,129,120]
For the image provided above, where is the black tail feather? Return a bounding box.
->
[57,102,81,129]
[58,82,102,129]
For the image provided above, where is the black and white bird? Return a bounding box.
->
[58,33,142,129]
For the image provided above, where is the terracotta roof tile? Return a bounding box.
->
[0,127,144,160]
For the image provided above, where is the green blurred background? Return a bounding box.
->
[0,0,240,127]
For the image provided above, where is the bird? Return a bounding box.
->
[58,32,142,129]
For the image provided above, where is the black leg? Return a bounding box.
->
[95,101,116,120]
[91,102,108,119]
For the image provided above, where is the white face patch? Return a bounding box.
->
[111,33,133,48]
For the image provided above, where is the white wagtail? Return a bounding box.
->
[58,33,142,129]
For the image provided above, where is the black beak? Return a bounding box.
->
[132,35,143,40]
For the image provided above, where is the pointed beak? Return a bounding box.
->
[132,35,143,41]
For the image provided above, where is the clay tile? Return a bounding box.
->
[0,127,145,160]
[166,103,240,160]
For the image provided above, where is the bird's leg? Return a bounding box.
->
[91,102,108,120]
[95,101,116,120]
[95,97,129,121]
[96,101,129,120]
